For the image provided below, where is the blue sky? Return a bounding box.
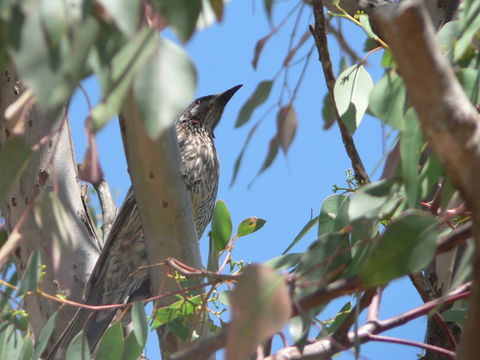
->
[68,1,426,358]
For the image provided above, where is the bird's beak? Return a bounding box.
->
[216,84,243,106]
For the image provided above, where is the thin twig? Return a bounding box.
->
[309,0,370,184]
[368,334,456,357]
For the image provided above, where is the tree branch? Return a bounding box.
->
[0,67,100,341]
[120,89,204,355]
[309,0,370,184]
[372,1,480,359]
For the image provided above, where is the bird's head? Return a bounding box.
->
[178,84,242,135]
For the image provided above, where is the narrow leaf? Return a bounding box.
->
[264,253,302,271]
[19,334,34,360]
[121,332,142,360]
[235,81,273,127]
[252,33,273,69]
[0,136,32,207]
[263,0,274,21]
[65,331,89,360]
[18,250,41,296]
[236,217,266,238]
[276,105,297,154]
[227,265,291,360]
[132,301,148,347]
[32,312,58,360]
[133,36,197,139]
[211,200,232,251]
[369,71,406,130]
[282,216,319,254]
[400,109,423,208]
[255,136,279,178]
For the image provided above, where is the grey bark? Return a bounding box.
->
[0,67,100,342]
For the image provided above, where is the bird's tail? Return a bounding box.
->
[45,308,116,360]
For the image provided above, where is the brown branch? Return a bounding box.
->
[309,0,370,184]
[265,283,470,359]
[372,1,480,359]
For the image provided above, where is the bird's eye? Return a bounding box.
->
[195,99,201,105]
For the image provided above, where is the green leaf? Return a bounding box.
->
[360,210,439,285]
[419,153,444,200]
[152,295,202,329]
[318,195,350,236]
[132,301,148,347]
[168,319,190,340]
[358,14,377,39]
[95,322,124,360]
[298,232,350,283]
[97,0,140,35]
[236,217,266,238]
[156,0,202,42]
[457,68,480,105]
[0,324,22,360]
[121,332,142,360]
[207,232,219,272]
[65,331,89,360]
[19,334,34,360]
[289,315,310,353]
[18,250,41,296]
[133,35,197,139]
[235,80,273,127]
[90,28,157,132]
[32,312,58,360]
[264,0,274,21]
[400,109,423,208]
[454,0,480,61]
[282,216,319,254]
[264,253,302,271]
[254,136,280,179]
[322,93,335,129]
[211,200,232,251]
[333,64,373,133]
[348,178,403,222]
[450,239,474,290]
[325,301,352,334]
[369,71,406,130]
[442,308,466,326]
[0,136,32,207]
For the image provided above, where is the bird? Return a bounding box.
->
[46,84,242,359]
